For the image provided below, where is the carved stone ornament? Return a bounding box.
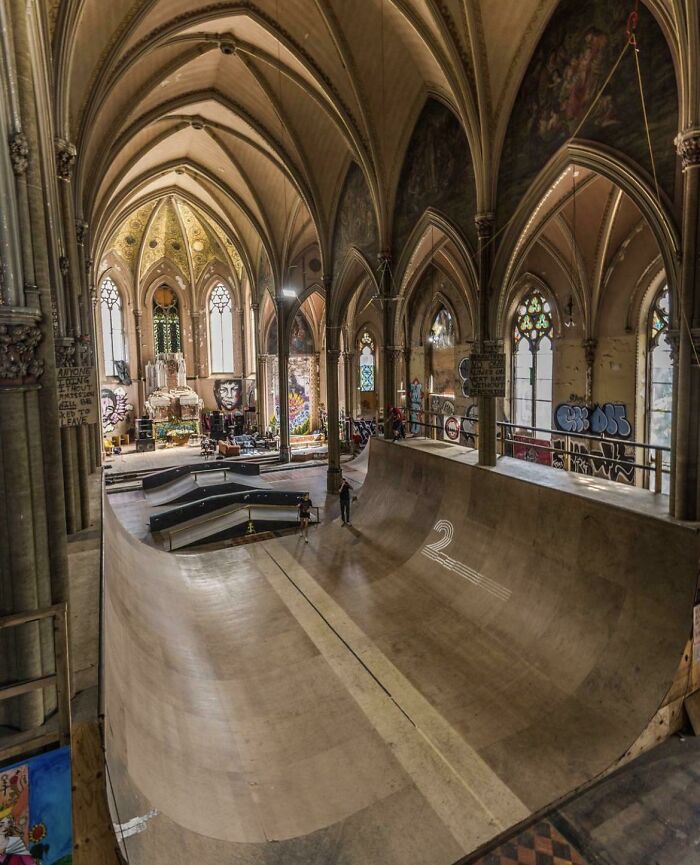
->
[475,211,496,239]
[55,339,76,368]
[59,256,69,278]
[55,140,77,180]
[0,322,44,384]
[76,220,89,245]
[76,336,93,367]
[676,129,700,170]
[9,132,29,176]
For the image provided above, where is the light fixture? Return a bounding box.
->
[564,296,575,328]
[281,288,297,299]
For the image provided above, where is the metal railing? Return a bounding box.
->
[0,604,71,764]
[407,412,670,494]
[163,502,322,550]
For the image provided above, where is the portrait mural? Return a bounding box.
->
[499,0,678,221]
[288,357,312,435]
[393,98,477,255]
[332,162,378,273]
[214,378,243,412]
[0,747,73,865]
[101,386,133,433]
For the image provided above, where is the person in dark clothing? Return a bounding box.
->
[339,477,353,525]
[298,493,313,543]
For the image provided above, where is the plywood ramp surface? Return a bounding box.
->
[103,438,698,864]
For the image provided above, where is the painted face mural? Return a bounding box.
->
[214,379,243,411]
[288,361,311,435]
[101,386,133,433]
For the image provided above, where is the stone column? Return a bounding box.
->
[672,129,700,519]
[475,212,497,466]
[583,338,597,404]
[276,303,290,462]
[343,350,355,418]
[191,310,202,378]
[378,253,396,438]
[8,0,69,605]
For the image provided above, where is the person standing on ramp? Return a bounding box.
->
[298,493,313,543]
[339,476,353,526]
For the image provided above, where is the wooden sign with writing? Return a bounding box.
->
[58,367,97,427]
[461,350,506,398]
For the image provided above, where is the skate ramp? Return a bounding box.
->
[104,438,699,864]
[273,438,699,811]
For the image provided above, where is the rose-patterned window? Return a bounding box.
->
[359,331,375,392]
[152,285,181,354]
[100,277,127,376]
[647,287,671,491]
[512,290,553,433]
[209,282,234,372]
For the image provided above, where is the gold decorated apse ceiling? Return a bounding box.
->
[108,200,157,268]
[104,194,245,286]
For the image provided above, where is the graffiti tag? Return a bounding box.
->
[554,402,632,438]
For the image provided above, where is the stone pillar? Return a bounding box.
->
[378,253,396,438]
[276,304,290,462]
[672,129,700,519]
[343,350,355,418]
[191,310,202,378]
[8,0,69,605]
[475,212,497,466]
[258,354,268,431]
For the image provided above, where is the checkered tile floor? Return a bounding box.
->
[472,820,588,865]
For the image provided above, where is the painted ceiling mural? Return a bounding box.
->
[498,0,678,222]
[393,98,477,257]
[332,162,379,279]
[104,195,244,287]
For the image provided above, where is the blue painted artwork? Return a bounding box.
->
[0,747,73,865]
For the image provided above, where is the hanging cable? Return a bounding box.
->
[275,0,289,294]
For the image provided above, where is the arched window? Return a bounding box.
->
[430,306,455,349]
[359,331,376,392]
[152,285,181,354]
[208,282,234,372]
[647,287,672,491]
[100,277,127,376]
[512,290,553,432]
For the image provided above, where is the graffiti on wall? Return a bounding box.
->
[554,402,632,437]
[353,418,377,448]
[409,378,424,434]
[553,436,635,484]
[214,378,243,412]
[0,747,73,865]
[101,386,133,433]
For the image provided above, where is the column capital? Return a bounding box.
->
[582,337,597,364]
[475,211,496,239]
[9,131,29,176]
[0,309,44,386]
[676,128,700,171]
[55,139,77,181]
[326,347,341,362]
[377,250,392,265]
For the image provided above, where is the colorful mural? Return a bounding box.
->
[393,98,477,255]
[101,386,133,433]
[332,162,378,273]
[0,747,73,865]
[266,313,314,356]
[499,0,678,221]
[288,357,312,435]
[214,378,243,412]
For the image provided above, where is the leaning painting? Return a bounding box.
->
[0,747,72,864]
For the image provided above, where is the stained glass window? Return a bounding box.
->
[100,277,127,376]
[430,306,455,349]
[512,290,553,433]
[153,285,181,354]
[648,287,671,492]
[359,331,375,392]
[209,282,234,372]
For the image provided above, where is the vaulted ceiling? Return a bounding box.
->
[53,0,680,300]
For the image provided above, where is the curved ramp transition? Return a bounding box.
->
[104,438,698,864]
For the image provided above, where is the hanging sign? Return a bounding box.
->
[444,415,461,442]
[460,348,506,398]
[58,366,97,427]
